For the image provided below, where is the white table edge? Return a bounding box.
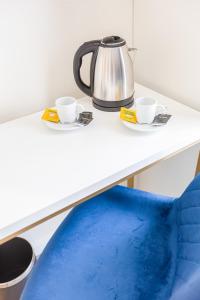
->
[0,137,199,245]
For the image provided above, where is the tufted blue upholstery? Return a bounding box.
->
[170,175,200,300]
[22,175,200,300]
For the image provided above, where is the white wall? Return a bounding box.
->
[0,0,133,123]
[134,0,200,196]
[0,0,133,254]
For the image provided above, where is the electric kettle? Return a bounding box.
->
[73,36,135,111]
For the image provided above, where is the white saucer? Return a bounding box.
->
[43,104,85,131]
[122,120,165,133]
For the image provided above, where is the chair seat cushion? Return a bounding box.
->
[22,186,175,300]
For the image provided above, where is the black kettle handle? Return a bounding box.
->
[73,40,100,97]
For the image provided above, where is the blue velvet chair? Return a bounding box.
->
[22,175,200,300]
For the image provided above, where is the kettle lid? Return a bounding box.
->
[101,36,126,48]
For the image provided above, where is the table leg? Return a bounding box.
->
[195,152,200,176]
[127,177,134,188]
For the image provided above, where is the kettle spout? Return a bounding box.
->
[128,47,138,52]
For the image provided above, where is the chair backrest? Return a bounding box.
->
[170,174,200,300]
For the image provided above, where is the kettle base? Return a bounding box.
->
[92,97,134,112]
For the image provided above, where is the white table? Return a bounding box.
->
[1,84,200,244]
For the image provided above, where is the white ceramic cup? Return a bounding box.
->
[56,97,78,124]
[135,97,166,124]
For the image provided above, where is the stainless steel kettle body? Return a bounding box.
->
[73,36,134,111]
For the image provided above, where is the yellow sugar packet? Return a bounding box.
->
[120,107,137,124]
[42,108,60,123]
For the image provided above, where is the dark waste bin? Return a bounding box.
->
[0,237,35,300]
